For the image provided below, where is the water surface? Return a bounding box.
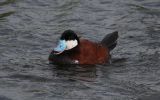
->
[0,0,160,100]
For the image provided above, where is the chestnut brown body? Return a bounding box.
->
[70,39,109,64]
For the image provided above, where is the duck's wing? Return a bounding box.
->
[101,31,118,51]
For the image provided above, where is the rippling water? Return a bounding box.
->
[0,0,160,100]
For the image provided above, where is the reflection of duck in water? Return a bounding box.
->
[52,65,98,82]
[49,30,118,64]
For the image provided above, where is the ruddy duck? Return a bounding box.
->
[49,30,118,64]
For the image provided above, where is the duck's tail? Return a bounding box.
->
[101,31,118,51]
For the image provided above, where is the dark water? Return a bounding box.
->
[0,0,160,100]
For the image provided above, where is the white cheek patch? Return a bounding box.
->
[65,40,78,50]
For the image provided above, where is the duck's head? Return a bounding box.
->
[53,30,80,55]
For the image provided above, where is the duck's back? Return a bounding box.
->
[71,39,110,64]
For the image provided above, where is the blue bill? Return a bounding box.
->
[54,40,66,53]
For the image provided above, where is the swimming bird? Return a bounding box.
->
[49,30,118,64]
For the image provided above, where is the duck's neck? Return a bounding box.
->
[64,45,80,55]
